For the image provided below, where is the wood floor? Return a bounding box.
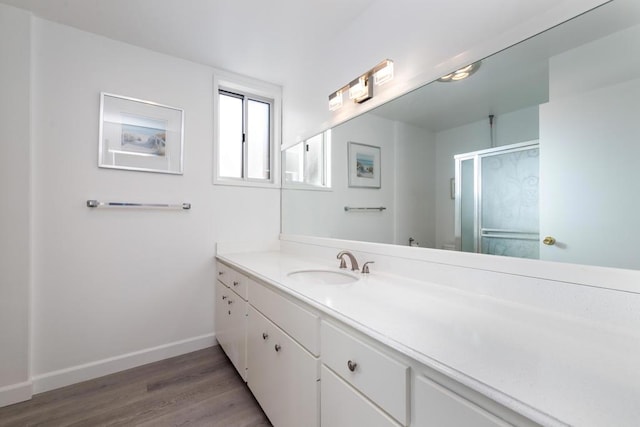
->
[0,346,271,427]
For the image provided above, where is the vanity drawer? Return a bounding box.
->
[414,375,510,427]
[321,321,409,426]
[217,262,248,301]
[217,262,234,287]
[248,278,320,356]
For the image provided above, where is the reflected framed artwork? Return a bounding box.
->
[348,141,381,188]
[98,93,184,174]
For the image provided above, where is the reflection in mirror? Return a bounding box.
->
[454,142,540,259]
[282,0,640,270]
[283,131,331,188]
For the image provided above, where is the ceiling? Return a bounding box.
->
[4,0,637,135]
[0,0,375,86]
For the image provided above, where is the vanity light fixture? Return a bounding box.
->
[348,76,372,102]
[373,59,394,85]
[438,61,481,82]
[328,90,343,111]
[328,59,394,111]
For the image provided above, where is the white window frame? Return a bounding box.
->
[213,69,282,188]
[282,129,332,191]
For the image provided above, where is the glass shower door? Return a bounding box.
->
[480,145,539,258]
[455,141,539,259]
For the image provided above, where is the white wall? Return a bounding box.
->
[0,3,32,406]
[434,107,539,249]
[548,24,640,100]
[28,18,280,392]
[394,121,436,248]
[539,24,640,269]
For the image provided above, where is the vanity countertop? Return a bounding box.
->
[217,250,640,427]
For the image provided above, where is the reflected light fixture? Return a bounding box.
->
[438,61,481,82]
[328,59,394,111]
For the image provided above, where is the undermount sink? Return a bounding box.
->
[286,269,359,285]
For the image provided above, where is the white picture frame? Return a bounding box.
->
[98,92,184,174]
[348,141,381,188]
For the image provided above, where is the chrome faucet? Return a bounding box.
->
[337,250,359,272]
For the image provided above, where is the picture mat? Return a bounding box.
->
[99,93,184,174]
[348,142,381,188]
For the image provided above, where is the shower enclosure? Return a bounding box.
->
[454,141,540,259]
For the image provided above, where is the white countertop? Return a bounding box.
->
[217,250,640,427]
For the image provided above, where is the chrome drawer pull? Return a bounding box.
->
[227,299,233,305]
[218,271,224,276]
[233,281,239,286]
[262,332,269,340]
[222,295,227,300]
[347,360,358,372]
[274,344,281,352]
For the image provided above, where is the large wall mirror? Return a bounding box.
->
[282,0,640,271]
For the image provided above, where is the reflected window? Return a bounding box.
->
[284,130,331,188]
[284,143,304,183]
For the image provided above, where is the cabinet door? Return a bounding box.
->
[215,281,231,349]
[414,375,510,427]
[247,305,319,427]
[215,281,247,381]
[321,366,401,427]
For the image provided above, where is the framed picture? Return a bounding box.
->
[99,93,184,174]
[348,142,381,188]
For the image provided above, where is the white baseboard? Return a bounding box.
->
[0,380,33,408]
[33,333,217,394]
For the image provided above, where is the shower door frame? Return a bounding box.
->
[454,140,539,254]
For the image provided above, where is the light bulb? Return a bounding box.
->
[374,60,394,86]
[349,77,368,100]
[451,72,470,80]
[328,90,343,111]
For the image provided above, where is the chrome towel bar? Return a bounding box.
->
[344,206,386,212]
[86,200,191,210]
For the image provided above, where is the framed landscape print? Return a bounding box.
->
[348,141,381,188]
[98,93,184,174]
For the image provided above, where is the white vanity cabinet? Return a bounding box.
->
[214,265,248,381]
[215,258,538,427]
[241,265,321,427]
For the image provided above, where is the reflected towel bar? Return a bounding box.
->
[344,206,386,212]
[86,200,191,210]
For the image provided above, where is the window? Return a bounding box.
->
[218,89,272,181]
[284,130,331,189]
[214,70,281,187]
